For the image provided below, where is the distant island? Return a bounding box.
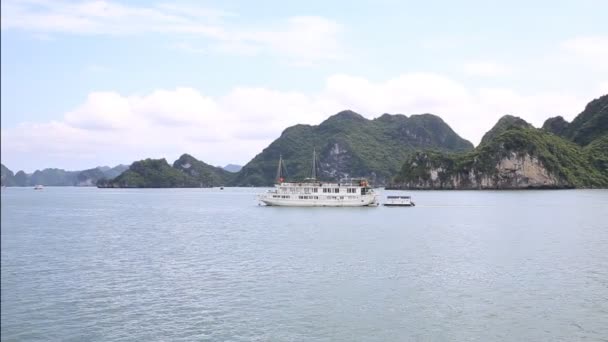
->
[96,154,233,188]
[1,164,128,187]
[2,94,606,190]
[222,164,242,173]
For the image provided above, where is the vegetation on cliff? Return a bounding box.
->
[541,116,569,137]
[231,110,473,186]
[543,94,608,145]
[583,135,608,178]
[97,154,231,188]
[394,127,608,189]
[479,115,532,145]
[394,94,608,189]
[173,154,234,187]
[98,158,198,188]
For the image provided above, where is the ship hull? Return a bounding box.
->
[259,194,378,207]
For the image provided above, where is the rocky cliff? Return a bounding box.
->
[231,110,473,186]
[394,150,569,190]
[392,96,608,190]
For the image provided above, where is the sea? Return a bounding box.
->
[1,187,607,341]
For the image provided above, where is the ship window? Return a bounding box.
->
[340,196,344,199]
[313,188,318,193]
[361,188,366,195]
[334,188,339,193]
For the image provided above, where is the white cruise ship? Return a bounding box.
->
[258,151,379,207]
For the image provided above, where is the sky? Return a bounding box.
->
[1,0,607,172]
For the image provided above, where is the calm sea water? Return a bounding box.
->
[1,187,607,341]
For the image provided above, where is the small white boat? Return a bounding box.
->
[34,185,44,190]
[384,195,415,207]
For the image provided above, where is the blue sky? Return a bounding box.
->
[1,0,607,172]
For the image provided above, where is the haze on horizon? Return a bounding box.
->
[1,0,607,172]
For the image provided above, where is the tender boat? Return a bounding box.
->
[34,185,44,190]
[258,150,379,207]
[384,195,415,207]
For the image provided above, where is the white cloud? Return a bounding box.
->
[64,92,132,130]
[1,74,596,171]
[0,0,343,65]
[463,61,513,77]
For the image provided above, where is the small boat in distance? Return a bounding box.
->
[258,150,379,207]
[384,195,415,207]
[34,185,44,190]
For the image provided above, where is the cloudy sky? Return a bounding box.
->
[1,0,607,172]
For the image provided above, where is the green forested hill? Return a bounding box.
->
[1,164,16,186]
[480,115,533,145]
[98,158,199,188]
[173,154,234,186]
[393,95,608,189]
[231,110,473,186]
[97,154,232,188]
[543,94,608,145]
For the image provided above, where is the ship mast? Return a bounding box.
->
[276,154,283,183]
[311,148,317,180]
